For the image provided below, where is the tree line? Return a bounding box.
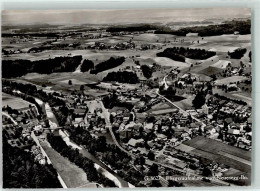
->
[2,56,82,78]
[154,20,251,36]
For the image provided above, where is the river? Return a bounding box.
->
[34,97,131,187]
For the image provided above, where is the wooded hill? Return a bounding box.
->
[2,56,82,78]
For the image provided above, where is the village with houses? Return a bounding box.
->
[2,8,252,188]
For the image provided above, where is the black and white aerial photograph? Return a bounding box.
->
[2,8,252,188]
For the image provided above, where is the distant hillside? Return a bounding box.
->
[2,56,82,78]
[155,20,251,36]
[2,33,60,37]
[106,24,170,32]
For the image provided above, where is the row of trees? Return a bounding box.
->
[47,134,117,187]
[157,47,216,61]
[103,71,140,84]
[3,137,61,188]
[2,56,82,78]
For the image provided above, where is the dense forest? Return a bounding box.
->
[228,48,247,59]
[2,56,82,78]
[80,59,95,72]
[157,47,216,61]
[155,20,251,36]
[103,71,140,84]
[90,57,125,74]
[3,137,61,188]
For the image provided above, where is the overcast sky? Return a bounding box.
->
[2,8,251,25]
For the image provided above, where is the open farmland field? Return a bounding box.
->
[58,79,87,85]
[186,146,251,173]
[151,102,172,110]
[188,148,251,185]
[2,93,31,109]
[154,57,190,68]
[200,35,240,42]
[20,72,100,92]
[2,37,51,49]
[211,60,231,69]
[198,66,223,77]
[213,89,252,106]
[40,140,89,188]
[135,56,190,69]
[3,49,90,61]
[133,33,176,43]
[208,46,240,53]
[217,53,251,68]
[182,55,220,74]
[214,76,248,85]
[232,93,252,103]
[184,136,251,161]
[173,95,195,110]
